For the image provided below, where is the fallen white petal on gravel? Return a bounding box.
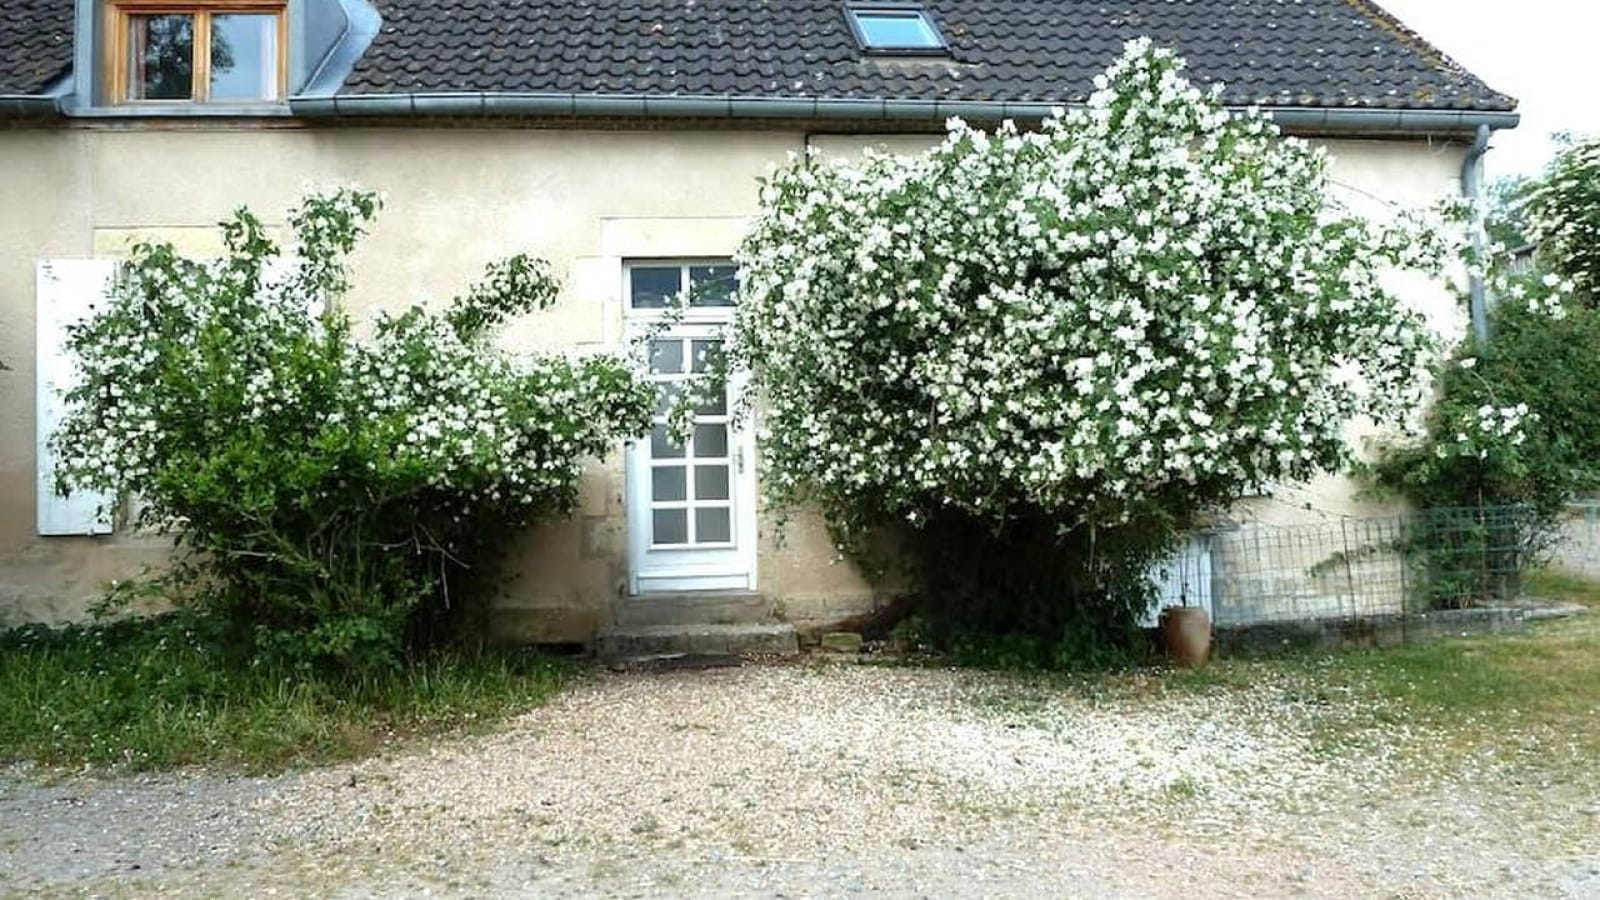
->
[3,663,1595,898]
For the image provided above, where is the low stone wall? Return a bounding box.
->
[1555,505,1600,578]
[1214,606,1531,656]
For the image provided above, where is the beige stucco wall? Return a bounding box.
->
[0,122,1470,637]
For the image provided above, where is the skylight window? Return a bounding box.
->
[845,4,948,54]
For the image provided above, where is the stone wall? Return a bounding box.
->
[1555,504,1600,578]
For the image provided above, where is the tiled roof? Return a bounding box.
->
[1,0,1516,113]
[0,0,72,94]
[343,0,1514,111]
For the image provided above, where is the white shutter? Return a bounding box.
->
[36,259,117,536]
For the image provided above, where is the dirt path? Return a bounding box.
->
[3,664,1597,898]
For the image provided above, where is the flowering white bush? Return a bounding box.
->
[1441,402,1535,460]
[728,40,1454,659]
[1526,136,1600,300]
[53,191,654,671]
[733,40,1445,538]
[1461,136,1599,323]
[1475,233,1580,323]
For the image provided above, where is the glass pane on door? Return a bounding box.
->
[650,426,685,458]
[652,467,686,502]
[653,509,688,545]
[692,424,728,459]
[690,339,721,372]
[649,339,684,373]
[696,507,732,543]
[694,466,729,501]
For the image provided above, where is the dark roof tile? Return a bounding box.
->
[0,0,1515,112]
[0,0,73,94]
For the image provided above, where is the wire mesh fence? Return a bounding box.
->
[1151,503,1594,633]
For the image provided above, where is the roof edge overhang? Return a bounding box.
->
[287,92,1522,136]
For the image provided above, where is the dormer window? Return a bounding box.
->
[108,1,286,104]
[844,3,948,55]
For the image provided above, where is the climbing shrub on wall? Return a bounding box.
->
[729,40,1455,664]
[1370,137,1600,594]
[52,191,655,673]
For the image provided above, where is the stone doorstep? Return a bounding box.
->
[593,623,799,661]
[611,591,779,628]
[604,652,743,672]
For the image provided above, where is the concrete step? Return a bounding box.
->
[604,652,743,672]
[613,591,779,628]
[594,623,799,660]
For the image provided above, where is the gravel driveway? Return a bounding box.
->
[3,663,1597,898]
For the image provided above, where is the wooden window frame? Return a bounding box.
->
[106,0,288,105]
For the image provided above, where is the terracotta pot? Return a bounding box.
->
[1159,606,1212,668]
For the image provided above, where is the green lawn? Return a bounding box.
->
[1151,567,1600,767]
[957,566,1600,777]
[0,615,573,772]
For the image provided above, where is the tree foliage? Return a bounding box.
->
[729,41,1451,661]
[53,191,654,672]
[1526,135,1600,302]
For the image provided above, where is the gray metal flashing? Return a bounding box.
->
[300,0,382,98]
[0,62,71,118]
[42,70,73,98]
[67,0,96,111]
[288,91,1521,135]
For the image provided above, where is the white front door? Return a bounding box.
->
[624,262,757,594]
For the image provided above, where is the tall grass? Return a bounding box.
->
[0,615,573,772]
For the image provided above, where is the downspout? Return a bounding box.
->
[1462,123,1492,342]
